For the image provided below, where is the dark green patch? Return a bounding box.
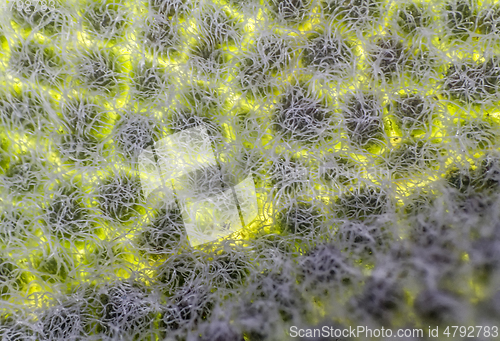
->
[58,98,108,163]
[182,82,221,112]
[385,141,437,178]
[446,155,500,195]
[444,166,495,215]
[84,1,127,40]
[207,251,251,289]
[238,34,293,92]
[139,206,185,255]
[162,284,213,332]
[459,120,497,149]
[397,3,429,34]
[0,210,30,242]
[336,221,391,256]
[270,157,308,194]
[443,58,500,102]
[78,50,121,93]
[391,94,433,130]
[150,0,187,17]
[446,0,477,38]
[132,61,166,100]
[46,187,91,238]
[476,154,500,191]
[478,4,500,34]
[10,41,62,84]
[270,0,310,23]
[277,201,322,235]
[190,42,225,71]
[39,304,85,340]
[251,271,304,322]
[10,0,67,34]
[4,155,41,193]
[141,16,179,56]
[97,282,155,338]
[176,164,230,199]
[302,33,353,73]
[199,6,240,44]
[0,316,34,340]
[168,108,223,145]
[238,57,272,92]
[273,86,330,142]
[239,34,293,89]
[0,258,23,299]
[410,48,439,80]
[98,174,142,222]
[0,90,48,131]
[258,34,292,72]
[298,244,351,286]
[446,167,473,194]
[59,132,102,164]
[343,93,384,147]
[0,141,7,173]
[37,255,70,283]
[371,38,406,80]
[320,156,354,184]
[323,0,380,25]
[157,253,201,293]
[114,114,164,160]
[335,187,389,221]
[60,97,108,137]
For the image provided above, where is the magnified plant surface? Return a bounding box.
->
[0,0,500,339]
